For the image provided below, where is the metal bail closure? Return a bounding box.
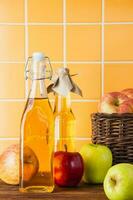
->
[25,56,32,80]
[45,56,53,80]
[25,55,53,80]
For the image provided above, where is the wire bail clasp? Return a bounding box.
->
[25,55,53,80]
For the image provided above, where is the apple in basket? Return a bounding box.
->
[121,88,133,99]
[99,92,133,114]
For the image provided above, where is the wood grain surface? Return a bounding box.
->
[0,181,108,200]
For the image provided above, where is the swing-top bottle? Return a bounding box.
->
[20,52,54,193]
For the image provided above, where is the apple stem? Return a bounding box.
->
[64,144,67,152]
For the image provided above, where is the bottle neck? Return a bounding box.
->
[54,93,71,112]
[28,59,48,99]
[29,79,48,99]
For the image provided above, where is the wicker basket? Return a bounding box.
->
[91,113,133,164]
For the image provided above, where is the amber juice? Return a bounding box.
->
[20,86,54,192]
[54,93,76,152]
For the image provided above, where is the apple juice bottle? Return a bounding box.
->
[48,67,82,152]
[54,92,76,151]
[20,52,54,193]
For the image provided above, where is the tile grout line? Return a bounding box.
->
[101,0,105,96]
[71,99,99,102]
[0,99,99,102]
[0,99,26,102]
[0,61,25,64]
[63,0,67,68]
[1,60,133,64]
[50,99,99,102]
[24,0,29,98]
[0,138,19,141]
[1,22,133,26]
[104,61,133,64]
[0,137,91,141]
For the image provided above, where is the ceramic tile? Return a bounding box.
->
[28,0,63,22]
[105,0,133,22]
[104,64,133,93]
[0,0,24,22]
[0,26,25,61]
[72,102,98,137]
[69,64,101,99]
[67,26,101,61]
[66,0,101,22]
[28,26,63,61]
[0,102,25,138]
[0,64,25,99]
[105,25,133,61]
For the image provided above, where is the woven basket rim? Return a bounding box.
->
[91,112,133,118]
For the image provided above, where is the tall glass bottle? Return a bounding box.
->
[20,52,54,192]
[54,93,76,152]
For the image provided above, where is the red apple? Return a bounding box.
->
[99,92,133,114]
[54,145,84,187]
[121,88,133,99]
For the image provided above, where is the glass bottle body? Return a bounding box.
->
[20,60,54,192]
[54,93,76,152]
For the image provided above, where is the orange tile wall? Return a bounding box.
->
[0,0,133,154]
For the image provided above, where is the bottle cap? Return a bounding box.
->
[47,67,82,96]
[32,52,45,62]
[31,52,46,79]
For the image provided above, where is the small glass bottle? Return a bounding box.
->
[20,52,54,193]
[54,92,76,152]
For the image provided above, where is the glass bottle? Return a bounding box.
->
[54,92,76,152]
[20,52,54,193]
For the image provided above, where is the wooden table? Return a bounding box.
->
[0,181,108,200]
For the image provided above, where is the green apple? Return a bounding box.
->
[80,144,112,183]
[104,163,133,200]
